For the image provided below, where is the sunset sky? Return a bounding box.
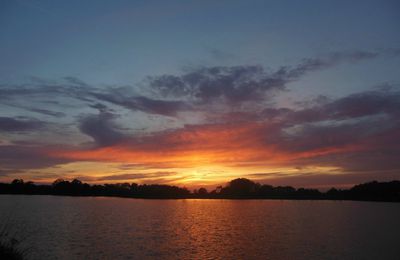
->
[1,0,399,189]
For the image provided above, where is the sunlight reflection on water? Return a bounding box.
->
[0,195,399,259]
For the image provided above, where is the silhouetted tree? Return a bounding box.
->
[259,184,274,196]
[0,178,399,201]
[198,188,208,196]
[11,179,24,186]
[220,178,260,197]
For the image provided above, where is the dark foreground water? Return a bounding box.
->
[0,195,399,259]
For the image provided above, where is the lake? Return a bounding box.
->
[0,195,399,259]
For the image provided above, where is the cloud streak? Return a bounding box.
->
[0,116,45,132]
[96,171,177,181]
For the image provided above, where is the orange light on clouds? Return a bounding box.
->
[39,120,363,187]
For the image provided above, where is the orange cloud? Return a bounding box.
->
[51,121,367,171]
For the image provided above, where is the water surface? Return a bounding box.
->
[0,195,399,259]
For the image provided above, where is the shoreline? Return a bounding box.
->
[1,193,399,203]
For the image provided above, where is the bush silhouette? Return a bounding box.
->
[0,178,399,202]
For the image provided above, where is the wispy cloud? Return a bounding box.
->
[96,171,176,181]
[0,116,45,132]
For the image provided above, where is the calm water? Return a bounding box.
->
[0,195,399,259]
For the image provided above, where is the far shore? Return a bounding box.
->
[1,178,399,202]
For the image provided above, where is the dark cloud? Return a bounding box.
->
[0,49,391,118]
[132,96,192,116]
[79,111,126,147]
[0,97,67,117]
[289,123,400,172]
[261,108,292,120]
[0,79,192,117]
[288,90,400,124]
[323,90,400,118]
[25,107,66,117]
[0,116,44,132]
[146,50,386,104]
[91,92,192,116]
[147,75,188,97]
[258,90,400,155]
[258,90,400,174]
[0,79,90,99]
[280,119,383,152]
[286,50,379,79]
[0,144,71,174]
[148,65,285,103]
[89,103,112,113]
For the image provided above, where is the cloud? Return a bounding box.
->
[323,90,400,118]
[79,111,126,147]
[0,116,45,132]
[0,144,72,174]
[0,79,91,101]
[147,65,285,103]
[117,163,152,170]
[87,89,193,116]
[24,107,66,117]
[130,96,192,116]
[287,90,400,124]
[96,171,176,181]
[280,118,387,153]
[1,49,399,184]
[0,49,392,119]
[285,50,379,79]
[146,50,388,105]
[260,89,400,157]
[0,79,191,117]
[52,88,400,178]
[0,169,13,177]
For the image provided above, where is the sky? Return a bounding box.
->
[0,0,400,189]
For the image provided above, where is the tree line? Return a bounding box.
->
[0,178,399,202]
